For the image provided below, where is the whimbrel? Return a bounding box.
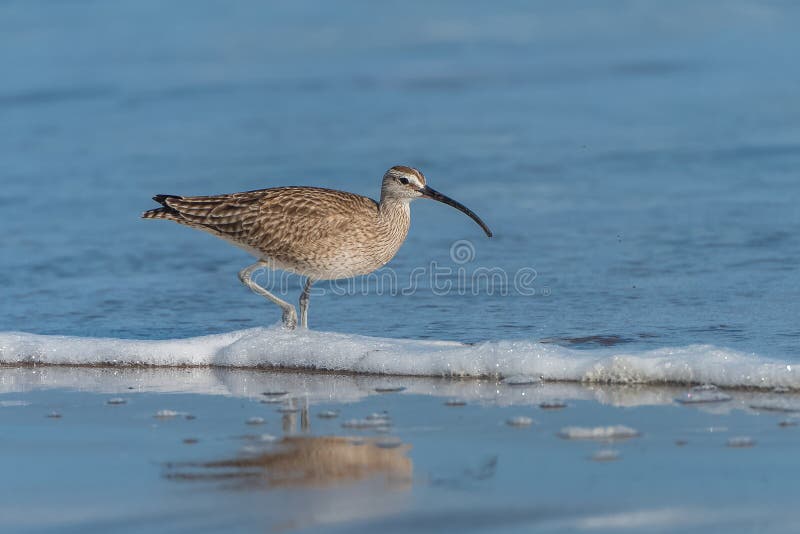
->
[143,166,492,329]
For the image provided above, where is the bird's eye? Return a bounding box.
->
[399,177,409,185]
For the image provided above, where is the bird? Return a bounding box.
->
[142,165,492,329]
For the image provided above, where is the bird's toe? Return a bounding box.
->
[282,307,298,330]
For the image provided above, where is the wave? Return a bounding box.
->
[0,328,797,390]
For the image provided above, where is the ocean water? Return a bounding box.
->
[6,5,800,531]
[3,369,800,534]
[0,1,800,362]
[1,3,799,367]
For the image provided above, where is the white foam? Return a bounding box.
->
[558,425,640,440]
[1,328,798,390]
[506,416,534,427]
[0,400,30,407]
[748,399,800,413]
[153,409,181,419]
[341,418,391,429]
[726,436,756,448]
[245,417,266,426]
[675,384,733,404]
[590,449,620,462]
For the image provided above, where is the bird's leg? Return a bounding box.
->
[299,278,314,329]
[238,262,297,329]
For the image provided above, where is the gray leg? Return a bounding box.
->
[299,278,314,329]
[300,397,310,433]
[238,262,297,329]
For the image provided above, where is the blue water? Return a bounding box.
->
[1,0,799,361]
[3,370,800,534]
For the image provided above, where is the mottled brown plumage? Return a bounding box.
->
[143,165,491,329]
[145,187,409,279]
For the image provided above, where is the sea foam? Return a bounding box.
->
[0,327,797,389]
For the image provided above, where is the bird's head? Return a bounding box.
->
[381,165,492,237]
[381,165,427,200]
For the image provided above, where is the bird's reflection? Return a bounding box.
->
[276,397,311,435]
[167,435,412,490]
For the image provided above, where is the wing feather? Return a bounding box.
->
[151,187,379,258]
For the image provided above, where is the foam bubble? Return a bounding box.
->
[506,416,534,427]
[591,449,620,462]
[0,400,30,407]
[749,399,800,413]
[539,400,568,410]
[245,417,266,426]
[374,386,406,393]
[341,418,391,429]
[675,385,732,404]
[558,425,640,441]
[1,328,798,390]
[726,436,756,448]
[502,375,540,386]
[153,409,180,419]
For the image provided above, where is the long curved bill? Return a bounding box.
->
[419,186,493,237]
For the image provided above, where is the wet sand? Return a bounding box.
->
[1,366,799,533]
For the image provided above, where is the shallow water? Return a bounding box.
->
[2,369,800,534]
[1,1,799,360]
[2,3,800,532]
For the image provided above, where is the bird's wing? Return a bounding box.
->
[249,187,378,253]
[155,187,378,255]
[159,191,264,243]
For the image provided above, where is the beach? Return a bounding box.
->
[2,1,800,531]
[2,365,799,533]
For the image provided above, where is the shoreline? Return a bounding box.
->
[2,367,798,533]
[2,328,798,390]
[3,360,800,393]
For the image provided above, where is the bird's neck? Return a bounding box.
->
[377,196,412,242]
[378,196,411,223]
[370,196,411,265]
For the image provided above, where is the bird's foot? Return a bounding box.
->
[281,306,298,330]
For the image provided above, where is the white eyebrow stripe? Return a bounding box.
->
[408,175,424,188]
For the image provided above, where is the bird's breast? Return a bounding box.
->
[258,203,411,281]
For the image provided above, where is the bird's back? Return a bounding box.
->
[143,186,408,279]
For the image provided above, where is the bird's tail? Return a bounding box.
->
[141,194,182,220]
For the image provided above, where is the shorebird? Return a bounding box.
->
[143,165,492,329]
